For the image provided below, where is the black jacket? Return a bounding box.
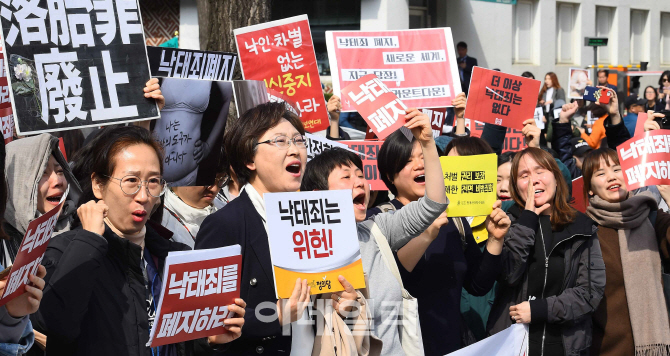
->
[487,205,606,355]
[195,190,291,355]
[603,116,631,150]
[458,56,478,94]
[35,223,202,356]
[552,121,582,179]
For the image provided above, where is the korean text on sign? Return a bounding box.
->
[0,0,159,135]
[0,188,68,307]
[421,108,447,138]
[305,133,349,162]
[341,74,407,140]
[146,46,237,81]
[326,28,462,111]
[264,190,365,299]
[345,141,387,191]
[148,245,242,347]
[463,67,541,130]
[234,15,328,132]
[440,153,497,217]
[465,119,528,153]
[618,130,670,190]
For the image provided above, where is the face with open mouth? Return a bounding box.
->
[37,155,69,214]
[248,119,306,194]
[327,162,370,222]
[589,158,628,203]
[93,144,162,235]
[393,142,426,205]
[516,155,557,209]
[497,162,512,201]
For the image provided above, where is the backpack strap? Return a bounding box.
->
[377,202,397,214]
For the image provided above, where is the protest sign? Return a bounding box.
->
[232,80,268,115]
[341,74,409,140]
[571,176,587,213]
[264,190,365,299]
[146,46,237,81]
[635,112,648,137]
[345,141,387,190]
[421,108,447,138]
[568,68,591,99]
[446,324,528,356]
[533,107,545,130]
[465,119,528,153]
[440,153,497,217]
[0,0,160,135]
[618,130,670,190]
[148,245,242,347]
[155,78,235,187]
[464,67,541,130]
[1,108,13,144]
[326,28,461,111]
[0,188,68,307]
[305,133,349,161]
[234,15,328,132]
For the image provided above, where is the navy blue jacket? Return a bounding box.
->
[368,200,501,355]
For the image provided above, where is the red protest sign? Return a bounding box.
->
[466,119,527,153]
[234,15,328,132]
[421,108,447,138]
[571,176,587,213]
[341,74,407,140]
[327,28,461,111]
[464,67,541,130]
[618,130,670,190]
[344,141,387,190]
[1,107,13,145]
[149,246,242,347]
[0,191,67,307]
[635,112,647,138]
[267,88,300,117]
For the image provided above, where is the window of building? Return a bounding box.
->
[556,2,577,64]
[513,0,535,64]
[409,0,430,29]
[595,6,614,64]
[661,12,670,65]
[630,9,649,64]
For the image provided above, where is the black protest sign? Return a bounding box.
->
[0,0,159,135]
[146,46,237,81]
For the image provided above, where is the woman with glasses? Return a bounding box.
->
[196,102,364,356]
[658,71,670,111]
[161,172,228,248]
[34,126,245,356]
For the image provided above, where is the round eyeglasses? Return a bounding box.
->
[104,175,166,197]
[255,135,307,149]
[208,175,230,189]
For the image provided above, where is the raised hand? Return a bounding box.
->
[486,200,511,241]
[644,110,664,132]
[277,278,310,326]
[404,108,433,144]
[559,101,579,124]
[521,119,541,148]
[144,78,164,111]
[524,175,550,215]
[452,92,466,119]
[78,200,108,236]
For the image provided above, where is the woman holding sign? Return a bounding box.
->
[487,147,605,356]
[368,126,508,355]
[581,146,670,355]
[34,126,245,356]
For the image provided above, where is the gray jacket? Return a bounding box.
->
[487,205,605,355]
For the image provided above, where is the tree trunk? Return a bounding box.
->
[197,0,272,80]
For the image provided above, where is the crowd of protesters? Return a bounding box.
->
[1,41,670,356]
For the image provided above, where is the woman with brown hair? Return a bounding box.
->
[538,72,566,112]
[487,147,605,356]
[582,147,670,356]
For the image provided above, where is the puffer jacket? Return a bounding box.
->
[487,205,606,355]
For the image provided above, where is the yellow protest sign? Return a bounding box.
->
[440,153,497,217]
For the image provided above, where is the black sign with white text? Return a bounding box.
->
[146,46,237,81]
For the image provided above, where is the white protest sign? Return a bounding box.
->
[533,107,545,130]
[264,190,365,298]
[446,324,528,356]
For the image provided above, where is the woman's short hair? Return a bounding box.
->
[581,148,620,203]
[300,147,363,192]
[71,126,164,207]
[224,102,304,187]
[498,151,516,167]
[444,136,494,157]
[377,130,416,195]
[510,147,575,230]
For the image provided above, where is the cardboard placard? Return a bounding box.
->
[264,190,365,299]
[618,129,670,190]
[0,0,160,135]
[440,153,497,217]
[421,107,447,138]
[568,68,591,100]
[465,119,528,153]
[234,15,328,132]
[146,46,237,81]
[634,112,647,138]
[305,133,349,161]
[148,245,242,347]
[464,67,541,130]
[571,176,587,213]
[0,188,68,307]
[327,28,461,111]
[344,141,387,190]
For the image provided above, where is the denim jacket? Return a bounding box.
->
[0,262,35,356]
